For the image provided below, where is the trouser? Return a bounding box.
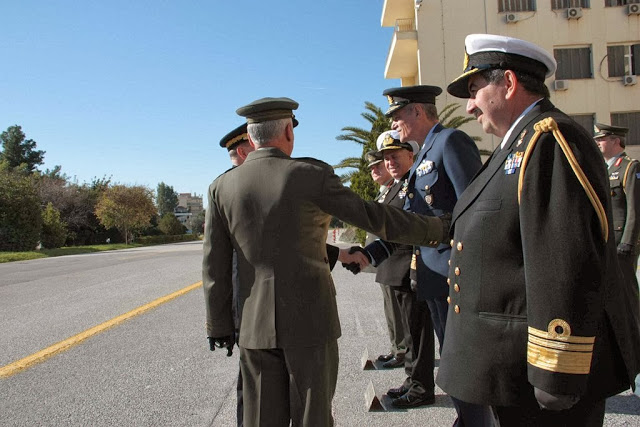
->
[403,298,435,397]
[425,296,449,352]
[379,283,407,356]
[393,286,416,377]
[236,366,243,427]
[492,396,606,426]
[240,340,339,427]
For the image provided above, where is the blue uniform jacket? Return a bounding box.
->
[405,123,481,300]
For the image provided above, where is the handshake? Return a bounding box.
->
[339,246,373,275]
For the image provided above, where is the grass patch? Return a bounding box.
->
[0,243,144,264]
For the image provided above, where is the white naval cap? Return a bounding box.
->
[376,130,419,155]
[447,34,557,98]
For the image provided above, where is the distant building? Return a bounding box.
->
[381,0,640,155]
[174,205,192,228]
[177,193,203,216]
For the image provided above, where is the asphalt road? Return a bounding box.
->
[1,241,639,426]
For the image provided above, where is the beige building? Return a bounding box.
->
[381,0,640,155]
[177,192,203,216]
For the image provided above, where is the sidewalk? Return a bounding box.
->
[328,241,640,426]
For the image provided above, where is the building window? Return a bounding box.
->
[570,114,595,135]
[607,44,640,77]
[551,0,590,8]
[605,0,639,6]
[554,47,592,79]
[611,112,640,146]
[498,0,536,12]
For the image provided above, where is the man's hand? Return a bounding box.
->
[207,336,234,357]
[340,246,371,275]
[534,387,579,411]
[617,243,634,256]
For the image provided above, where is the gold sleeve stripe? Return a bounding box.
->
[528,326,595,344]
[225,133,248,148]
[527,343,593,374]
[518,118,608,242]
[527,325,595,375]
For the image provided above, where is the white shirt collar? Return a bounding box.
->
[500,99,543,149]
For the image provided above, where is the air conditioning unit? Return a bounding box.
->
[505,13,520,23]
[627,3,640,15]
[624,75,638,86]
[566,7,583,19]
[553,80,570,91]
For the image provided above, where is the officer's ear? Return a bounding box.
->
[247,133,257,149]
[504,70,518,99]
[285,120,294,142]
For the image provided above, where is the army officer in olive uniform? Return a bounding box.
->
[594,123,640,316]
[203,97,448,427]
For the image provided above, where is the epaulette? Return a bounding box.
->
[517,117,608,242]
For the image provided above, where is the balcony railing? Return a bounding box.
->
[395,18,415,32]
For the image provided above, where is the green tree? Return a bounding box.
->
[158,213,185,235]
[0,125,45,173]
[95,185,157,244]
[190,210,206,235]
[0,170,42,251]
[41,202,68,249]
[157,182,178,217]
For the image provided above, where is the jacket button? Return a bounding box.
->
[454,305,460,314]
[454,284,460,293]
[447,296,451,304]
[455,267,461,276]
[425,185,430,191]
[415,249,421,256]
[450,239,454,247]
[408,193,414,199]
[457,242,463,251]
[447,278,451,285]
[448,259,451,266]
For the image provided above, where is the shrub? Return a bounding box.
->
[41,202,67,249]
[0,171,42,251]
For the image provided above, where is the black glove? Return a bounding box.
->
[342,262,361,275]
[207,336,234,357]
[617,243,634,256]
[534,387,579,411]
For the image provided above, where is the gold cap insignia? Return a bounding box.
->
[387,95,394,105]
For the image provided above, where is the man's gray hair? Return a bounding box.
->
[247,118,291,146]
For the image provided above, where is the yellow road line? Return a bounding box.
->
[0,281,202,378]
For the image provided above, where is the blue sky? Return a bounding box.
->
[1,1,399,201]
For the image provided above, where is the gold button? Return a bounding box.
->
[408,193,414,199]
[415,249,420,256]
[457,242,463,251]
[454,284,460,293]
[450,239,454,247]
[447,278,451,285]
[425,185,430,191]
[448,259,451,266]
[447,296,451,304]
[454,305,460,314]
[455,267,461,276]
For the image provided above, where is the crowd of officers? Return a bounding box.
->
[202,33,640,427]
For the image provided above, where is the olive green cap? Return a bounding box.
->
[236,97,299,124]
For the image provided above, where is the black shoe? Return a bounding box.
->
[386,385,409,399]
[391,393,436,408]
[382,355,405,369]
[377,352,394,362]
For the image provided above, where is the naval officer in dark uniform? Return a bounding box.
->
[203,97,450,426]
[594,123,640,317]
[439,33,640,426]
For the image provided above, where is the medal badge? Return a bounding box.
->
[504,151,524,175]
[425,194,434,205]
[416,160,434,177]
[610,171,619,180]
[516,130,527,147]
[398,180,409,199]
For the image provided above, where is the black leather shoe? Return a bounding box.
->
[377,352,394,362]
[382,355,405,369]
[391,393,435,408]
[386,385,409,399]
